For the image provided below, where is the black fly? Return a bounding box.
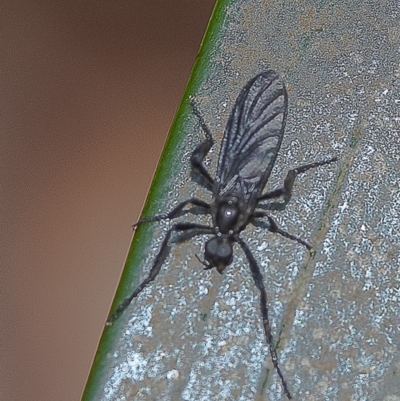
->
[107,70,337,399]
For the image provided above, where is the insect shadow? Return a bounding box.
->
[107,70,337,399]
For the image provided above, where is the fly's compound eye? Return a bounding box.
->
[216,200,239,234]
[204,237,233,273]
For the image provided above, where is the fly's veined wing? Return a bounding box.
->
[217,71,288,199]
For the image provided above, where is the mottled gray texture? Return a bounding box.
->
[103,0,400,400]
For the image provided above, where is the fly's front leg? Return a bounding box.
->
[237,237,292,399]
[257,156,338,210]
[189,99,215,188]
[107,222,213,325]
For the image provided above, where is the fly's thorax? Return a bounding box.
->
[212,195,243,235]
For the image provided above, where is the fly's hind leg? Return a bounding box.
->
[133,99,216,228]
[189,98,216,189]
[257,156,338,210]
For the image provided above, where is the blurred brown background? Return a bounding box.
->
[1,1,215,400]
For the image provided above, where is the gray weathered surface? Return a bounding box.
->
[102,1,400,400]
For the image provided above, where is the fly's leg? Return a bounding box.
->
[252,212,312,250]
[134,198,211,227]
[189,99,216,188]
[134,99,217,228]
[107,222,213,325]
[237,237,292,400]
[257,156,338,210]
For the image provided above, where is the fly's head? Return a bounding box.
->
[203,236,233,274]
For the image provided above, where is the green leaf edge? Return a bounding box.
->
[81,1,233,399]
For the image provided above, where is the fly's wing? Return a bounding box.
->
[217,71,288,200]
